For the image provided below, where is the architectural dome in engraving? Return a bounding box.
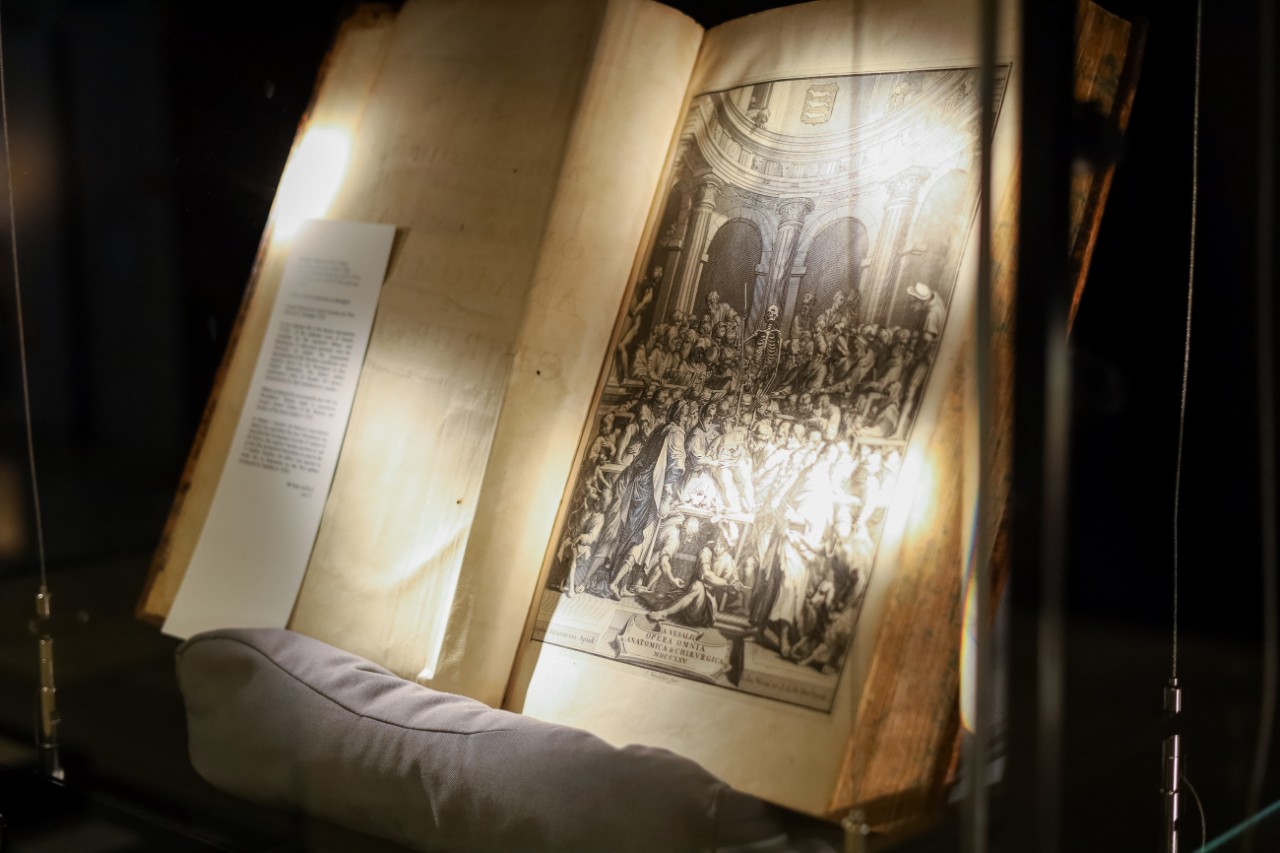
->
[687,69,985,197]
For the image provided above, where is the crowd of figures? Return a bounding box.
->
[551,269,947,674]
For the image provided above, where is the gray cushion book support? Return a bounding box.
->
[176,628,791,852]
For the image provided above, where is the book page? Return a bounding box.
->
[164,219,394,638]
[285,0,704,693]
[414,0,705,701]
[139,8,396,621]
[508,0,1020,816]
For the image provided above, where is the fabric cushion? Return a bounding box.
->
[176,628,789,852]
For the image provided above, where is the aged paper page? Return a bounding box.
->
[509,0,1019,816]
[164,219,394,639]
[415,0,705,702]
[140,10,396,620]
[287,0,704,695]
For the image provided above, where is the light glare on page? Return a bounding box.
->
[273,127,351,241]
[916,125,975,171]
[895,445,933,546]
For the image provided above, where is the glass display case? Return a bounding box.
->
[0,1,1276,850]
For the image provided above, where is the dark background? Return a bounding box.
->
[0,0,1276,850]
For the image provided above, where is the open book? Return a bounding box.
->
[139,0,1140,824]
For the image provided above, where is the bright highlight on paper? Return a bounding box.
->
[164,219,395,639]
[273,128,352,241]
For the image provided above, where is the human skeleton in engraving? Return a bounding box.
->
[743,304,784,393]
[538,66,1000,710]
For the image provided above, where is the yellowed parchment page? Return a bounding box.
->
[139,10,395,620]
[287,0,704,694]
[508,0,1019,816]
[414,1,705,702]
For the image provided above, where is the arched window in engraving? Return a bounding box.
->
[892,169,969,328]
[696,219,762,321]
[795,217,869,333]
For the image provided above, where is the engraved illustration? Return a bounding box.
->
[535,68,1007,711]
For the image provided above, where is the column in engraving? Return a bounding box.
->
[865,166,930,323]
[754,197,814,329]
[672,176,722,316]
[654,189,692,324]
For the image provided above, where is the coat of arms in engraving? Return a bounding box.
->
[800,81,839,125]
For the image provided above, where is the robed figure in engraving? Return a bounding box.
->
[606,402,691,598]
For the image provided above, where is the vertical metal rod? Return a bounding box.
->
[1166,4,1204,848]
[962,0,999,849]
[36,625,64,781]
[1008,1,1075,851]
[0,0,64,784]
[1163,681,1183,853]
[842,809,870,853]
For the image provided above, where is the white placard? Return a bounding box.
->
[164,219,395,639]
